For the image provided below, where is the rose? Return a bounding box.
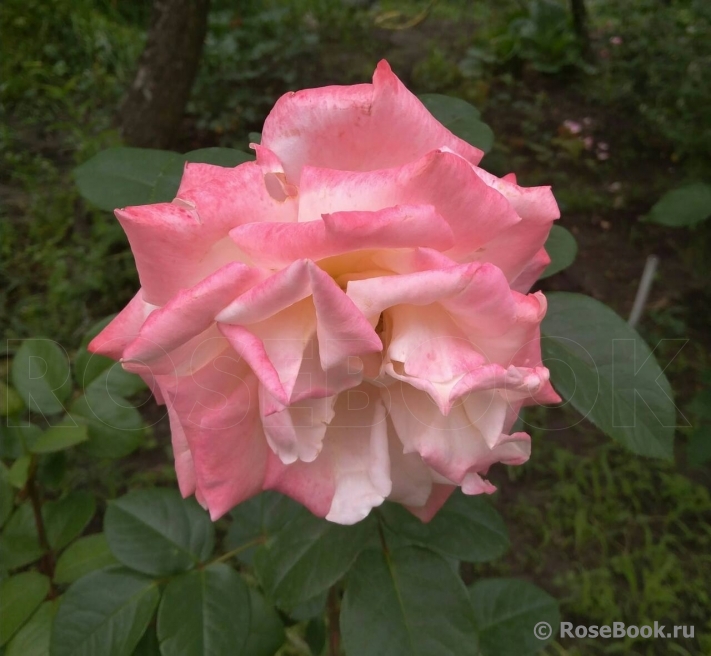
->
[89,61,560,525]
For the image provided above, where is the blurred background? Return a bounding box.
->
[1,1,710,653]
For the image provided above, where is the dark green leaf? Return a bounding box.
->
[74,316,145,397]
[341,547,478,656]
[157,564,251,656]
[469,578,560,656]
[7,456,30,489]
[542,293,676,458]
[255,512,375,609]
[0,467,13,529]
[71,388,143,459]
[687,425,711,468]
[6,600,58,656]
[36,452,67,489]
[86,366,147,400]
[242,588,285,656]
[305,618,326,656]
[51,567,159,656]
[285,591,327,622]
[0,424,41,459]
[647,182,711,227]
[30,421,88,454]
[0,572,50,646]
[419,93,494,152]
[73,148,181,211]
[54,534,118,584]
[105,488,214,576]
[540,225,577,279]
[43,491,96,550]
[73,147,253,211]
[0,503,43,570]
[11,340,71,416]
[0,382,23,417]
[226,491,302,564]
[132,627,160,656]
[380,492,509,562]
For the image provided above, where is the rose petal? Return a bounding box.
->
[217,260,382,372]
[265,384,391,524]
[261,60,483,184]
[158,348,268,520]
[470,169,560,285]
[230,204,455,268]
[298,151,520,259]
[123,261,262,364]
[386,381,531,485]
[88,290,157,360]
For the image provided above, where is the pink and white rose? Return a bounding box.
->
[90,61,561,525]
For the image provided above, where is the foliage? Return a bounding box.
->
[1,327,551,654]
[0,0,144,346]
[646,182,711,228]
[460,0,587,77]
[590,0,711,162]
[189,0,370,145]
[3,0,711,654]
[50,92,684,654]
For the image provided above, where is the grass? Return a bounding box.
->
[475,413,711,654]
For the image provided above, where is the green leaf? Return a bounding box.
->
[540,225,577,279]
[86,366,147,400]
[255,512,375,609]
[7,456,30,489]
[51,567,159,656]
[36,452,67,489]
[341,547,478,656]
[43,491,96,550]
[73,147,253,211]
[647,182,711,227]
[380,492,509,562]
[54,534,118,584]
[542,293,676,458]
[0,571,50,646]
[243,588,285,656]
[226,491,302,565]
[6,600,58,656]
[71,388,143,459]
[0,423,42,459]
[305,619,326,656]
[0,468,13,529]
[0,381,24,417]
[0,503,43,570]
[286,591,327,621]
[469,578,560,656]
[75,317,147,396]
[132,627,160,656]
[30,421,88,454]
[687,425,711,468]
[157,564,251,656]
[419,93,494,152]
[104,488,214,576]
[11,340,71,416]
[73,317,140,397]
[73,148,180,211]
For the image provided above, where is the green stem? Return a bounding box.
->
[26,455,57,597]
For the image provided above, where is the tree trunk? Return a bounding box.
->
[119,0,211,149]
[569,0,592,61]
